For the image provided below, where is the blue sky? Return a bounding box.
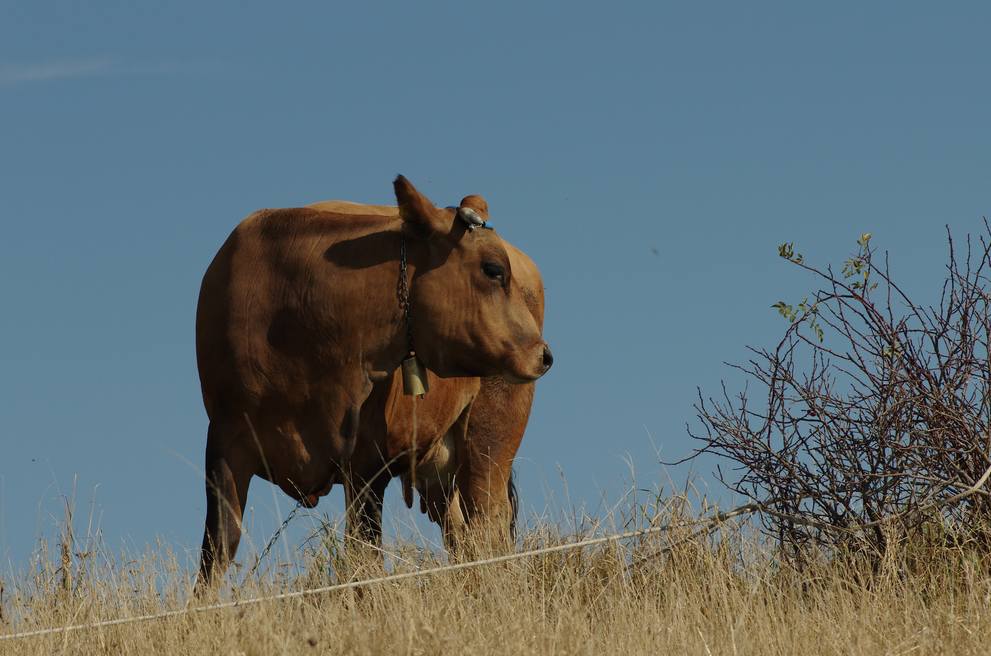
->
[2,2,989,571]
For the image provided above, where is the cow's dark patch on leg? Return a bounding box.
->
[508,468,519,541]
[345,471,391,549]
[340,404,361,458]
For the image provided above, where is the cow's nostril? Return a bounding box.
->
[541,345,554,370]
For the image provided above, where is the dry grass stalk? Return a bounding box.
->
[58,503,74,598]
[3,494,991,655]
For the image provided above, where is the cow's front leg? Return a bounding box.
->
[456,455,516,552]
[455,436,521,554]
[454,379,534,553]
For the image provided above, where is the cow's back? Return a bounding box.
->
[196,207,399,420]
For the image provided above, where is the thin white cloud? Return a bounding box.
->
[0,58,211,86]
[0,58,115,85]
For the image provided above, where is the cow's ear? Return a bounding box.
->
[394,175,449,238]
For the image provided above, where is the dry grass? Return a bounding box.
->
[3,496,991,655]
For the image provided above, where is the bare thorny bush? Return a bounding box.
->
[688,221,991,567]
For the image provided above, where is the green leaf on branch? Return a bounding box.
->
[813,323,824,342]
[842,257,864,279]
[772,301,797,322]
[777,242,803,264]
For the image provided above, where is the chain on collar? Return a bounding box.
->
[398,236,428,396]
[398,236,415,357]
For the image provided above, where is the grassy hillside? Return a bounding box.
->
[2,498,990,655]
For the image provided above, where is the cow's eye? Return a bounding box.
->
[481,261,506,284]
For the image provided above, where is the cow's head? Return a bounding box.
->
[395,175,552,382]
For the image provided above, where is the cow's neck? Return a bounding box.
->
[359,229,424,382]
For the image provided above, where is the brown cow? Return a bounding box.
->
[306,200,544,554]
[195,177,551,584]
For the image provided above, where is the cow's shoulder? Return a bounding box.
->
[232,204,395,245]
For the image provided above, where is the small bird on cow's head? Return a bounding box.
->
[457,194,490,231]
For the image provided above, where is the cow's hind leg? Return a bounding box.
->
[344,471,391,559]
[196,421,253,590]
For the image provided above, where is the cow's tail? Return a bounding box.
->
[508,468,520,541]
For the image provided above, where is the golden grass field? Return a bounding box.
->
[3,494,991,656]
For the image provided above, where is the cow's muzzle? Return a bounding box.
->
[502,340,554,383]
[540,344,554,372]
